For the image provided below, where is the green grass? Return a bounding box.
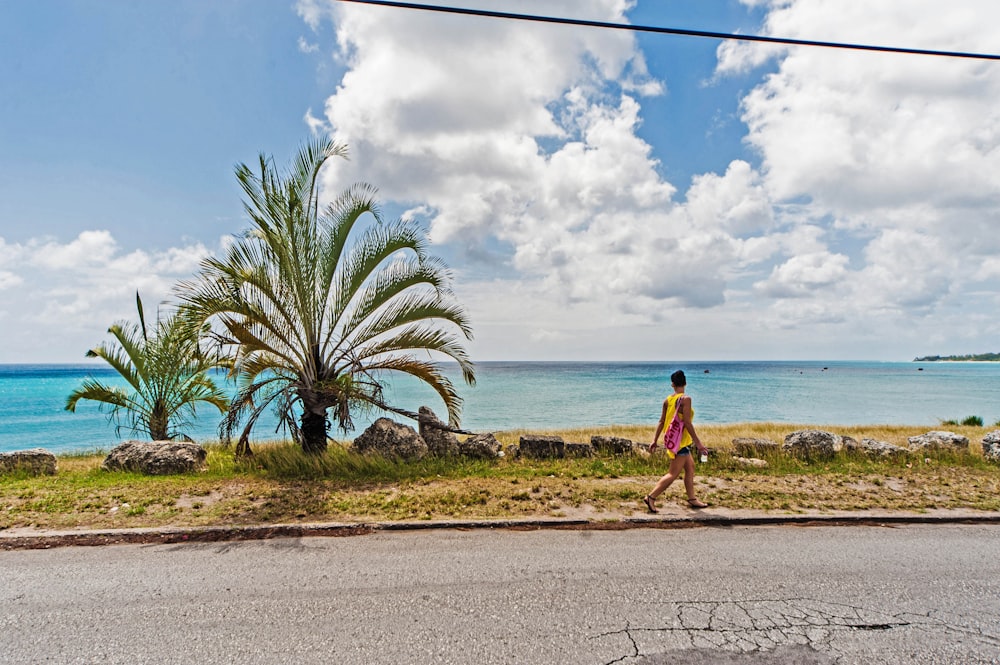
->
[942,415,987,427]
[245,440,514,482]
[1,423,998,530]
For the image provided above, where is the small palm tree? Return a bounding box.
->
[66,293,229,441]
[177,137,475,456]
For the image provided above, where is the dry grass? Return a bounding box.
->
[1,423,997,531]
[500,422,993,450]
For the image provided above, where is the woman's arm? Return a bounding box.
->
[681,396,707,453]
[650,398,669,448]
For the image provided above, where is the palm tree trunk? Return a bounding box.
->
[300,410,328,454]
[234,435,254,459]
[150,403,169,441]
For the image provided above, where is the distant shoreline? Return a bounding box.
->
[914,354,1000,362]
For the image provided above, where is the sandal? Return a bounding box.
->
[643,495,658,514]
[687,499,709,509]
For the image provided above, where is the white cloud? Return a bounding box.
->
[529,329,570,344]
[304,107,329,135]
[758,299,848,329]
[755,251,850,298]
[975,257,1000,281]
[30,230,118,270]
[288,0,1000,360]
[0,232,213,361]
[715,0,1000,335]
[305,0,762,320]
[0,271,22,290]
[855,229,956,311]
[685,160,773,236]
[297,36,319,53]
[729,1,1000,222]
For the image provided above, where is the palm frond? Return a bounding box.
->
[317,182,382,283]
[292,137,349,219]
[135,291,148,342]
[219,375,290,443]
[328,220,427,330]
[67,294,228,441]
[342,293,473,361]
[336,256,451,342]
[65,380,131,413]
[175,137,475,451]
[361,355,464,426]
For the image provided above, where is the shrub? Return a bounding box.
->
[961,416,984,427]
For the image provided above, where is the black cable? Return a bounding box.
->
[336,0,1000,61]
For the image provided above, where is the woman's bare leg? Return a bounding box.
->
[683,455,696,499]
[648,455,687,499]
[682,455,709,507]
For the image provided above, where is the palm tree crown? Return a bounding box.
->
[177,138,475,455]
[65,293,229,441]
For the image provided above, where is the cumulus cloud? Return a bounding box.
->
[288,0,1000,359]
[856,229,957,310]
[300,0,772,328]
[718,0,1000,334]
[685,160,773,237]
[0,232,213,361]
[755,251,850,299]
[728,1,1000,219]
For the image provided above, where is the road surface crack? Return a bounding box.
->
[598,621,639,665]
[593,597,998,661]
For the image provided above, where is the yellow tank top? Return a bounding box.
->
[666,393,694,448]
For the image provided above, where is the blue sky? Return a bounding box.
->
[2,0,999,363]
[0,1,762,249]
[1,0,330,249]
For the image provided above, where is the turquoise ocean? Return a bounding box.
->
[2,361,1000,455]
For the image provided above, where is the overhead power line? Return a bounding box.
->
[337,0,1000,61]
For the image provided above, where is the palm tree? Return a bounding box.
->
[66,293,229,441]
[177,137,475,456]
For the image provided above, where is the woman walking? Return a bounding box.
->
[643,370,710,512]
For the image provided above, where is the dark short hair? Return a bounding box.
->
[670,370,686,387]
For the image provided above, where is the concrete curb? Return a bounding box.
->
[3,511,1000,551]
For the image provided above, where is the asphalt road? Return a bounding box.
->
[2,524,999,664]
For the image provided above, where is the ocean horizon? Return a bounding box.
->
[2,360,999,455]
